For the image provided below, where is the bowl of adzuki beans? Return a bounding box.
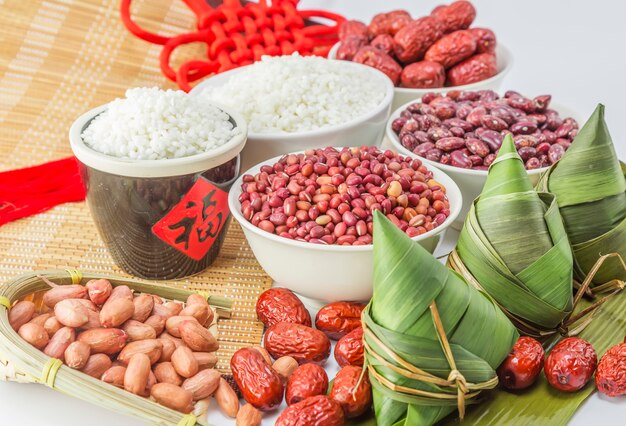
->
[386,90,582,228]
[228,146,462,303]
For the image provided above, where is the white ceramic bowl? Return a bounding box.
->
[328,43,513,112]
[228,150,463,303]
[191,61,394,172]
[386,97,583,229]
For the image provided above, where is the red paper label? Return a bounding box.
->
[152,177,229,261]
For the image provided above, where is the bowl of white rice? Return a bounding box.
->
[69,87,247,280]
[192,54,394,171]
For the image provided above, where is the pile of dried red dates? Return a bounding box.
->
[336,1,498,88]
[229,288,369,425]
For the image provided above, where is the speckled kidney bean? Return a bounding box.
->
[392,90,576,170]
[548,144,565,164]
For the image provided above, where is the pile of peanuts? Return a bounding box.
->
[337,1,498,88]
[229,288,369,425]
[392,90,579,170]
[238,146,451,242]
[8,278,239,419]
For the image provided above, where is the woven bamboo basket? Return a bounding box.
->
[0,269,234,426]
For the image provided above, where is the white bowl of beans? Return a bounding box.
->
[385,90,583,228]
[228,146,462,303]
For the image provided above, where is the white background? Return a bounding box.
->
[1,1,624,425]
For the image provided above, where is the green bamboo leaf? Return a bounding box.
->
[536,105,626,283]
[367,211,518,426]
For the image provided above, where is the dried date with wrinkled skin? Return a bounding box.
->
[255,288,311,328]
[334,327,364,367]
[286,363,329,405]
[230,347,284,410]
[447,53,497,86]
[353,46,402,85]
[400,61,445,88]
[336,35,368,61]
[338,20,368,41]
[368,10,412,38]
[370,34,395,56]
[393,16,444,63]
[469,28,497,53]
[275,395,345,426]
[431,0,476,33]
[425,30,477,69]
[264,322,331,364]
[329,365,372,418]
[315,302,365,340]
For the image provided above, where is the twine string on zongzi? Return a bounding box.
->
[361,302,499,420]
[449,249,625,339]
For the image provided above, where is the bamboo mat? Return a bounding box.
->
[0,0,272,372]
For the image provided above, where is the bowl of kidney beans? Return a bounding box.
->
[386,89,582,228]
[228,146,462,303]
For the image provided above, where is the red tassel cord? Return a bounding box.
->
[0,156,85,226]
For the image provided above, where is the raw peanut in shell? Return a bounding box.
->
[85,279,112,305]
[108,285,133,302]
[315,302,366,340]
[9,300,35,331]
[18,323,49,350]
[400,61,445,89]
[78,328,127,355]
[273,356,299,383]
[595,343,626,397]
[159,338,177,362]
[179,320,219,352]
[124,353,151,395]
[334,327,364,367]
[264,322,331,364]
[236,403,262,426]
[469,27,497,53]
[336,35,368,61]
[44,316,62,337]
[424,30,478,69]
[154,362,183,386]
[101,365,126,387]
[447,53,498,87]
[123,320,157,342]
[131,294,154,322]
[43,285,87,308]
[29,313,51,328]
[368,10,411,37]
[44,327,75,360]
[393,16,444,63]
[255,288,311,328]
[180,303,211,326]
[431,0,476,33]
[54,299,90,328]
[215,377,240,418]
[166,315,198,338]
[194,352,218,370]
[338,19,368,41]
[150,383,194,413]
[182,368,220,400]
[230,347,284,410]
[275,395,345,426]
[144,315,166,336]
[81,353,112,378]
[544,337,597,392]
[353,46,402,86]
[64,341,91,369]
[250,345,272,365]
[100,298,135,328]
[329,365,372,418]
[171,346,199,378]
[286,363,329,405]
[118,339,163,365]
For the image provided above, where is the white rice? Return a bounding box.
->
[82,87,240,160]
[200,54,387,133]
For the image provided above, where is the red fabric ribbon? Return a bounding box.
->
[0,156,86,226]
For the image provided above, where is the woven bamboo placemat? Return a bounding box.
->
[0,0,272,372]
